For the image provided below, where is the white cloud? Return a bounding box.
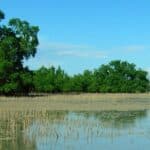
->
[119,45,149,52]
[125,45,145,51]
[56,50,107,58]
[38,42,87,50]
[38,38,108,59]
[37,37,150,65]
[38,38,89,51]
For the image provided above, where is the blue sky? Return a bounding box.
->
[1,0,150,75]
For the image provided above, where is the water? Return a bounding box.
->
[0,110,150,150]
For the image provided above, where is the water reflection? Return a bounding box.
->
[0,110,150,150]
[0,111,68,150]
[78,110,147,128]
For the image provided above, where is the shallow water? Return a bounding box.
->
[0,110,150,150]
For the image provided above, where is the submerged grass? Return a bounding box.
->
[0,93,150,111]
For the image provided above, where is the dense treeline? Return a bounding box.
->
[0,10,149,95]
[33,60,150,93]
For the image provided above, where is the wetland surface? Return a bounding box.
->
[0,94,150,150]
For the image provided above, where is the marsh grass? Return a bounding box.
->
[0,93,150,111]
[22,110,150,144]
[0,109,150,150]
[0,94,150,150]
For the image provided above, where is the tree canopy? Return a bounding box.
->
[0,10,149,95]
[32,60,150,93]
[93,60,149,93]
[0,10,4,21]
[0,10,39,95]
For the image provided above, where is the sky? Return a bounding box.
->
[1,0,150,75]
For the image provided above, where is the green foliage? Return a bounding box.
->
[93,60,149,93]
[33,66,55,93]
[0,10,149,95]
[32,60,150,93]
[0,10,4,21]
[33,66,70,93]
[0,10,39,95]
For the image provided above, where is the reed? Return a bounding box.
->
[0,93,150,111]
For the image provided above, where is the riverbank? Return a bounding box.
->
[0,93,150,111]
